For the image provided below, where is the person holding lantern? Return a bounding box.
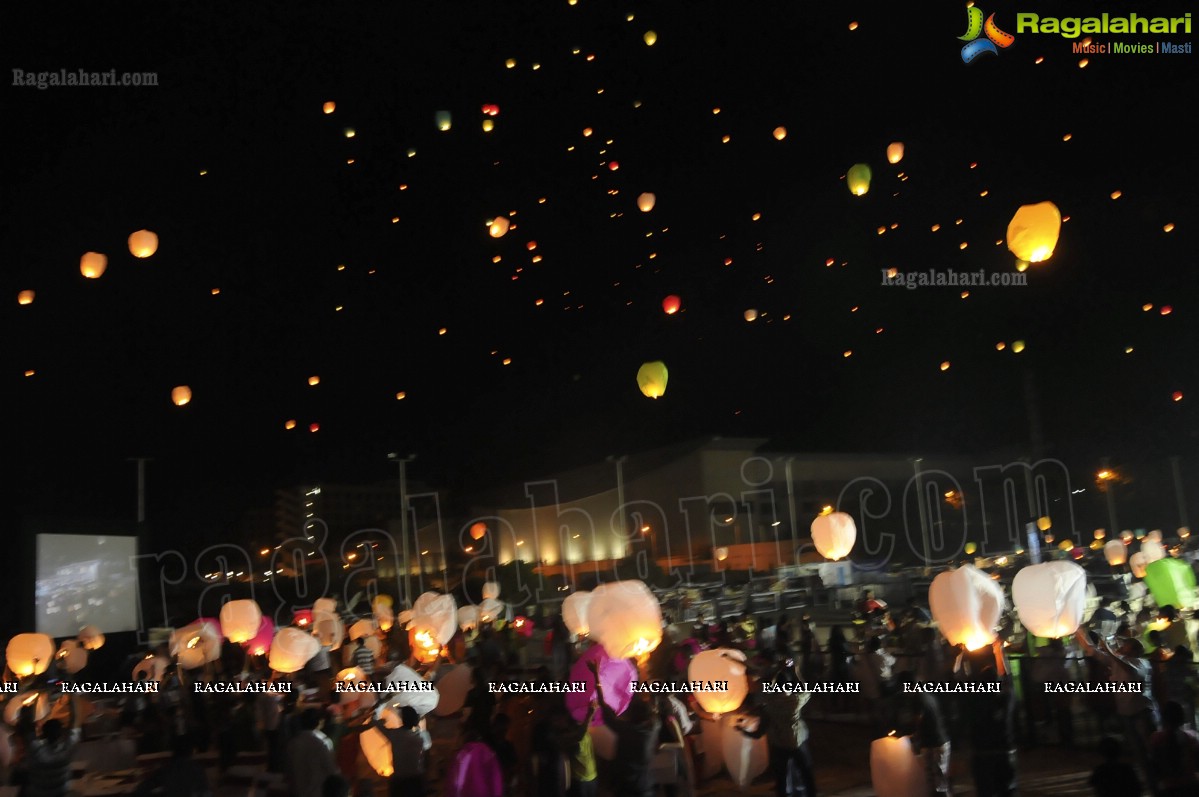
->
[22,696,80,797]
[587,658,660,797]
[739,658,817,797]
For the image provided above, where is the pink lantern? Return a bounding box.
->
[245,616,275,657]
[511,616,534,639]
[565,644,636,725]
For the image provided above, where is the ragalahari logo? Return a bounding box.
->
[959,7,1015,62]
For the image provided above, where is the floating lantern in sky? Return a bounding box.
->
[940,361,951,371]
[435,110,452,131]
[662,295,681,315]
[7,633,54,677]
[1012,340,1026,353]
[220,600,263,644]
[469,522,487,540]
[1006,201,1062,263]
[504,58,516,68]
[637,192,656,212]
[17,290,34,305]
[343,128,356,138]
[1012,561,1088,638]
[928,565,1005,650]
[481,104,500,117]
[1037,516,1052,531]
[588,580,662,659]
[1174,391,1184,402]
[171,386,192,406]
[322,101,335,114]
[608,161,620,171]
[80,252,107,279]
[773,126,787,141]
[284,419,296,430]
[128,230,158,258]
[308,375,320,386]
[489,217,510,238]
[270,628,320,673]
[643,30,657,45]
[846,163,872,196]
[309,423,320,433]
[1164,223,1176,233]
[636,361,668,399]
[744,308,758,322]
[482,119,494,132]
[811,511,856,561]
[886,142,904,164]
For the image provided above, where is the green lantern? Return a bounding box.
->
[1143,557,1197,610]
[636,361,669,399]
[435,111,452,131]
[846,163,872,196]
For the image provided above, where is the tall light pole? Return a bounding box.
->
[607,455,628,553]
[911,457,931,571]
[784,457,799,566]
[388,452,416,608]
[127,457,153,525]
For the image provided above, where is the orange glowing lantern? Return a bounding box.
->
[171,386,192,406]
[469,522,487,540]
[128,230,159,258]
[17,290,34,305]
[80,252,108,279]
[662,295,681,315]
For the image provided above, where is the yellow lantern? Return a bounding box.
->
[964,542,977,555]
[636,361,669,399]
[1006,201,1062,263]
[688,649,748,717]
[171,386,192,406]
[489,217,510,238]
[928,565,1004,650]
[886,142,904,164]
[1104,539,1127,566]
[269,627,321,673]
[715,546,729,562]
[773,126,787,141]
[588,580,662,659]
[810,512,857,561]
[561,591,591,637]
[1012,340,1026,353]
[482,119,495,132]
[643,30,657,45]
[1012,561,1088,638]
[846,164,872,196]
[128,230,159,258]
[360,728,394,777]
[1036,516,1052,531]
[80,252,108,279]
[17,290,34,305]
[637,192,656,212]
[435,111,452,131]
[78,625,105,651]
[6,633,54,677]
[220,599,263,644]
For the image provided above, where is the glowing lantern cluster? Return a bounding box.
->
[489,217,510,238]
[886,142,904,164]
[846,163,872,196]
[17,290,34,305]
[128,230,159,258]
[171,385,192,406]
[6,633,53,678]
[269,627,321,673]
[80,252,108,279]
[928,565,1005,650]
[481,104,500,117]
[636,361,669,399]
[220,600,263,644]
[587,580,663,659]
[561,590,592,637]
[1012,561,1088,638]
[1006,201,1062,263]
[688,649,748,716]
[810,512,857,561]
[637,192,656,212]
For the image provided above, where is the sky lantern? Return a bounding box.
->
[688,649,748,716]
[360,728,394,777]
[481,582,500,600]
[846,163,872,196]
[636,360,668,399]
[562,591,592,637]
[928,565,1005,650]
[469,521,487,540]
[322,101,336,114]
[17,290,34,305]
[1012,340,1026,353]
[171,385,192,406]
[1012,561,1088,638]
[1006,201,1062,263]
[637,192,656,212]
[481,104,500,116]
[3,692,50,725]
[811,511,856,561]
[482,119,495,132]
[744,308,758,322]
[80,252,107,279]
[128,229,158,258]
[608,161,620,171]
[773,126,787,141]
[871,734,928,797]
[308,375,320,386]
[1104,539,1128,566]
[435,110,452,131]
[6,633,54,677]
[643,30,657,45]
[588,580,662,659]
[1130,552,1149,579]
[343,127,356,138]
[1173,391,1184,402]
[269,627,320,673]
[489,217,510,238]
[1036,516,1052,531]
[219,599,263,644]
[886,142,904,164]
[1144,558,1198,609]
[662,295,681,315]
[457,605,479,633]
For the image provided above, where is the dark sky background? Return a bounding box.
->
[4,0,1197,542]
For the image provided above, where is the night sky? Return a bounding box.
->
[5,1,1197,533]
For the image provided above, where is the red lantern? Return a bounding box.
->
[662,295,682,315]
[481,104,500,117]
[470,522,487,540]
[608,161,620,171]
[292,609,314,628]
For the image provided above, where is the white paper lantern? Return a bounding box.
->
[688,649,749,717]
[637,193,656,212]
[928,565,1005,650]
[721,714,769,788]
[1104,539,1128,566]
[588,580,663,659]
[479,598,505,624]
[457,606,480,632]
[312,610,345,650]
[410,593,457,646]
[314,598,338,615]
[170,621,222,667]
[77,626,106,651]
[1147,530,1163,543]
[1130,552,1149,579]
[219,600,263,644]
[384,663,439,716]
[269,627,321,673]
[482,582,501,600]
[699,717,725,779]
[562,591,592,637]
[132,655,168,683]
[434,664,473,716]
[870,734,928,797]
[1141,540,1166,564]
[349,619,378,641]
[810,512,857,561]
[7,634,54,678]
[1012,561,1088,638]
[360,727,394,777]
[56,640,87,675]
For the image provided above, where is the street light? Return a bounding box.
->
[388,452,416,608]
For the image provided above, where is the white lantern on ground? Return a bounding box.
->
[7,634,54,678]
[588,580,663,659]
[457,606,480,633]
[269,627,321,673]
[928,565,1005,650]
[56,640,87,675]
[688,649,749,717]
[482,582,501,600]
[77,626,105,651]
[1012,561,1088,638]
[870,734,927,797]
[810,512,857,561]
[1130,552,1149,579]
[385,663,439,716]
[434,664,472,716]
[219,600,263,644]
[360,728,394,777]
[562,591,592,637]
[721,713,769,788]
[1104,539,1128,566]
